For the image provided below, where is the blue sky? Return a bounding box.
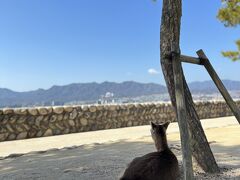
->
[0,0,239,92]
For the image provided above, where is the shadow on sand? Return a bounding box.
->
[0,138,239,180]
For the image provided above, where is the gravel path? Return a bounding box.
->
[0,117,239,180]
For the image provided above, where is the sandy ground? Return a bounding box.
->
[0,116,239,180]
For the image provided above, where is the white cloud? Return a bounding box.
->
[148,68,160,75]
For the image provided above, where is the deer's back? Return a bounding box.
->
[120,149,179,180]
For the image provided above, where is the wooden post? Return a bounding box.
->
[180,55,202,65]
[197,49,240,124]
[172,45,194,180]
[160,0,219,174]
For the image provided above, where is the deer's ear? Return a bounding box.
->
[150,121,157,129]
[163,121,170,129]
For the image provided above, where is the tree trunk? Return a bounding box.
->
[160,0,219,173]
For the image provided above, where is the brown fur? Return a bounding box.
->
[120,122,179,180]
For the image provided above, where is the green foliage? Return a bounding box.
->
[217,0,240,27]
[217,0,240,61]
[222,40,240,61]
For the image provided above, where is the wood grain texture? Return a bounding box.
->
[172,47,194,180]
[160,0,219,174]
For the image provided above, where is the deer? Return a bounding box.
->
[120,121,179,180]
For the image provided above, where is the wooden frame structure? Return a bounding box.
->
[180,49,240,124]
[174,48,240,179]
[171,45,194,179]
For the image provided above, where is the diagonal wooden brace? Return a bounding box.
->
[171,44,194,180]
[197,49,240,124]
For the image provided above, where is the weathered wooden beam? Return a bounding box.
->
[172,46,194,180]
[197,49,240,124]
[180,55,202,65]
[160,0,219,174]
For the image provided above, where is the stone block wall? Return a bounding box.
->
[0,101,239,142]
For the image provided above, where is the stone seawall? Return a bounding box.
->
[0,101,239,142]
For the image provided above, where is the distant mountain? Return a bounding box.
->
[0,80,239,107]
[188,80,240,94]
[0,81,167,107]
